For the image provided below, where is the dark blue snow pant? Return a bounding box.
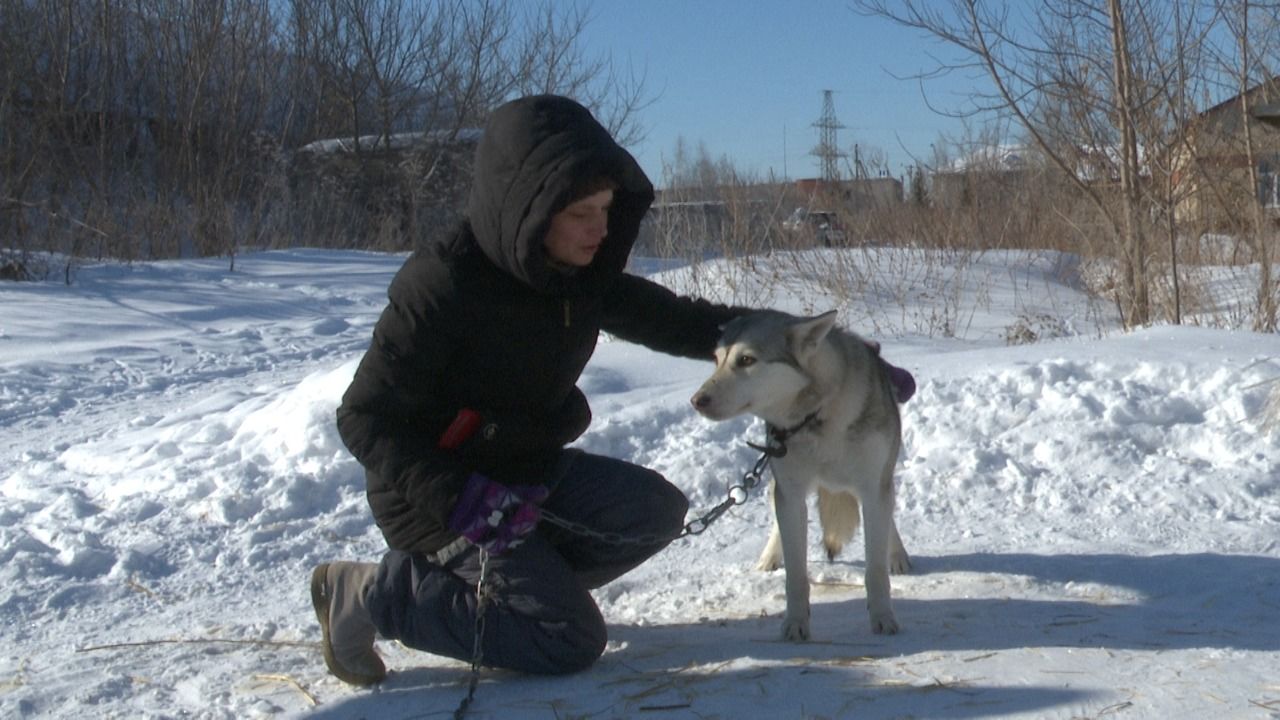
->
[366,451,689,674]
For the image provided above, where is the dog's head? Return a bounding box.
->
[690,310,837,422]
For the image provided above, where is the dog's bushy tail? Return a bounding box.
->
[817,487,861,560]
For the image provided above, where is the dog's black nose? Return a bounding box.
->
[691,392,711,410]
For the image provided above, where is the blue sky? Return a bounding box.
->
[574,0,992,185]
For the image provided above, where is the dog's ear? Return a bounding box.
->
[788,311,838,359]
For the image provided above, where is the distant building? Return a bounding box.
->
[1173,77,1280,230]
[793,177,903,209]
[927,146,1038,209]
[289,128,481,249]
[636,198,779,256]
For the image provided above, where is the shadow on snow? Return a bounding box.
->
[305,551,1279,718]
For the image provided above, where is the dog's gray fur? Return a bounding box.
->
[691,310,910,641]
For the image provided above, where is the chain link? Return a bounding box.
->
[540,447,774,545]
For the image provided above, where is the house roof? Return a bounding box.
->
[299,127,482,155]
[944,144,1030,173]
[1199,76,1280,119]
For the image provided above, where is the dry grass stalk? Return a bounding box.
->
[615,660,734,702]
[250,673,318,706]
[0,658,29,691]
[126,575,159,600]
[76,637,319,653]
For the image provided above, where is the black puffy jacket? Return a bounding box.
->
[337,95,740,554]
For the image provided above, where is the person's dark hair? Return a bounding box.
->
[568,175,618,203]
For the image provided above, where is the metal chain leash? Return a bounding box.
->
[452,549,491,720]
[449,443,780,718]
[539,445,775,545]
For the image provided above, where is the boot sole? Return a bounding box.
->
[311,564,386,686]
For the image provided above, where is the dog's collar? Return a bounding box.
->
[749,410,822,458]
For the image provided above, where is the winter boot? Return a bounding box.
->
[310,562,387,686]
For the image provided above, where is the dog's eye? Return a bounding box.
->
[736,354,756,368]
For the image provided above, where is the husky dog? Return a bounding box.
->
[690,310,910,641]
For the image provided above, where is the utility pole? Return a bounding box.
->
[783,124,788,180]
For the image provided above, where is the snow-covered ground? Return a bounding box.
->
[1,248,1278,719]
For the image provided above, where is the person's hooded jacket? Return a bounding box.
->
[337,95,741,555]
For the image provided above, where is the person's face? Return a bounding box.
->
[544,189,613,267]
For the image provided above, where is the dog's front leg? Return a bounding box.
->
[773,476,811,642]
[756,480,783,570]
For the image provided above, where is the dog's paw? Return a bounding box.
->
[890,549,912,575]
[869,611,900,635]
[781,615,811,642]
[755,551,782,572]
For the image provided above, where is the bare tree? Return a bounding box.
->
[506,2,651,146]
[855,0,1232,327]
[1,0,654,267]
[1132,0,1221,324]
[288,0,462,151]
[1106,0,1151,323]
